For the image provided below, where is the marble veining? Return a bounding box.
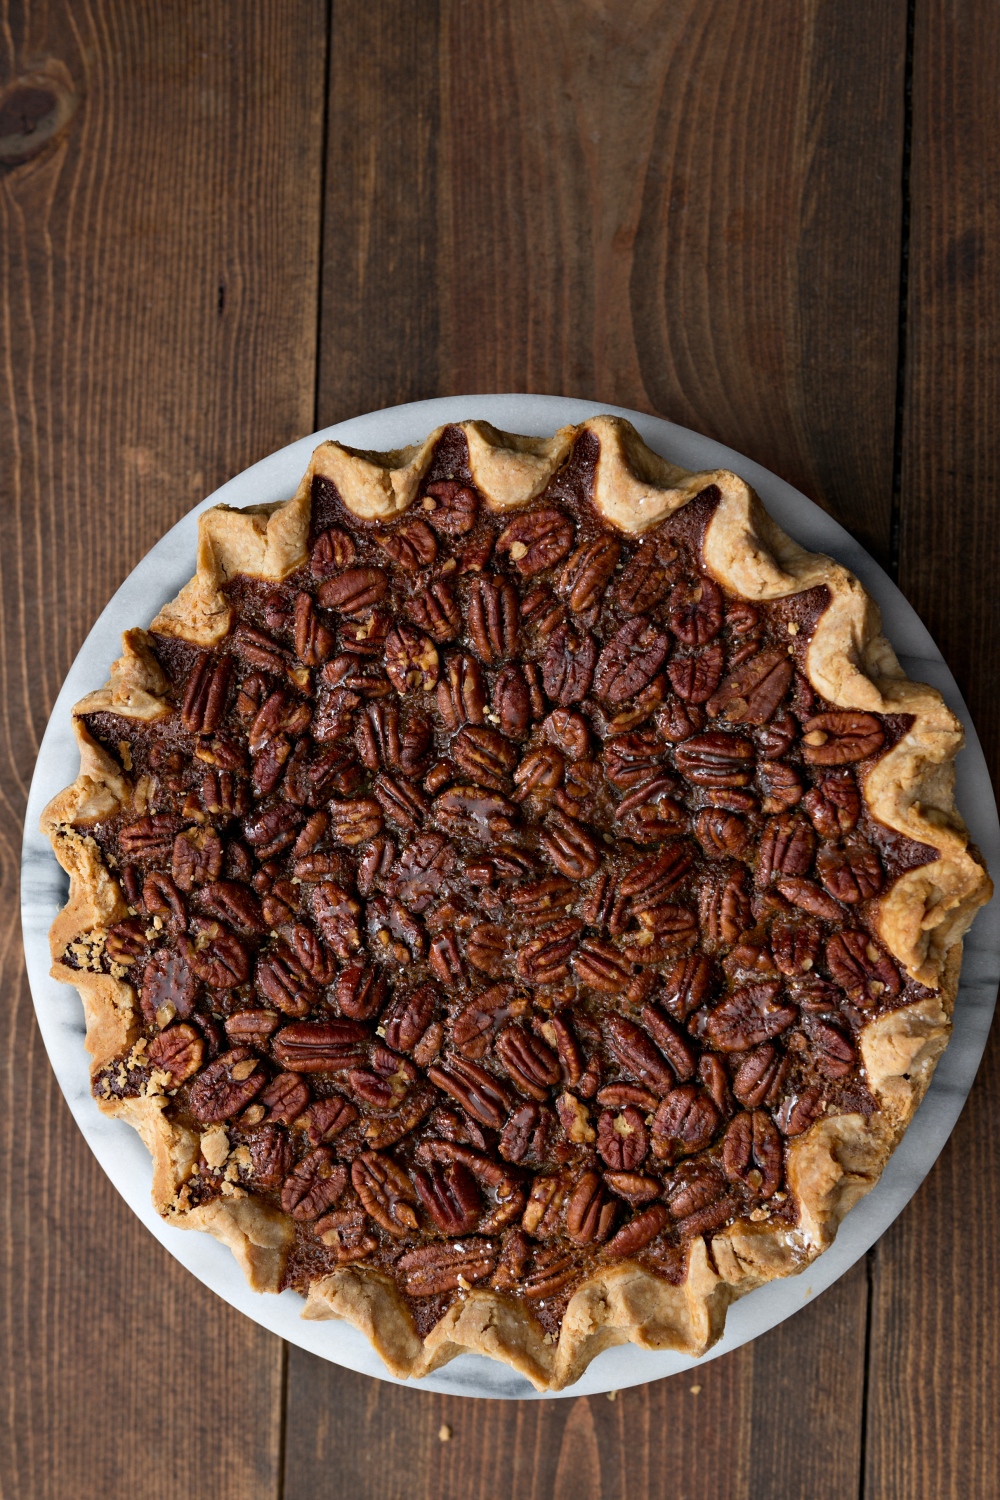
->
[20,395,1000,1399]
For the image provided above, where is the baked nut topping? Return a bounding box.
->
[42,416,991,1390]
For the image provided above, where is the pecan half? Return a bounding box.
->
[604,1015,674,1095]
[803,771,861,836]
[704,982,797,1052]
[801,1015,857,1078]
[565,1171,617,1245]
[538,808,601,880]
[492,662,538,739]
[397,1238,497,1295]
[382,982,438,1052]
[293,592,335,666]
[327,797,383,847]
[674,731,755,787]
[661,953,716,1020]
[421,480,479,535]
[604,1171,662,1205]
[603,1202,669,1258]
[171,828,223,893]
[140,947,198,1024]
[496,1026,560,1100]
[594,617,671,704]
[272,1020,369,1073]
[774,876,843,922]
[405,579,462,643]
[616,532,680,613]
[373,773,429,832]
[256,947,317,1018]
[436,653,487,729]
[183,919,250,989]
[243,802,303,859]
[516,918,583,984]
[826,930,901,1006]
[451,986,524,1058]
[668,642,724,704]
[336,962,389,1020]
[384,623,439,693]
[642,1004,696,1082]
[496,508,574,576]
[770,915,822,977]
[756,813,816,886]
[257,1069,310,1124]
[281,1149,348,1221]
[651,1085,721,1162]
[249,1126,294,1189]
[466,574,519,662]
[351,1151,419,1236]
[557,534,621,612]
[597,1105,649,1171]
[301,1094,358,1146]
[413,1161,482,1235]
[667,575,724,645]
[195,880,265,937]
[433,785,518,843]
[377,519,438,573]
[427,1055,513,1130]
[542,621,598,706]
[188,1048,265,1123]
[318,567,389,615]
[182,655,231,734]
[732,1042,789,1109]
[774,1085,825,1137]
[120,814,181,862]
[801,712,885,765]
[758,760,804,813]
[452,725,518,791]
[509,876,576,928]
[816,840,883,903]
[698,865,752,947]
[148,1024,203,1084]
[572,937,634,993]
[707,650,793,724]
[695,808,750,860]
[310,526,356,576]
[722,1110,783,1197]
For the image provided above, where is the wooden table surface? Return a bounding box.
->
[2,3,998,1497]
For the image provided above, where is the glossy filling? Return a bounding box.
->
[73,427,937,1340]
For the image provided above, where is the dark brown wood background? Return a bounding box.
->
[1,2,996,1496]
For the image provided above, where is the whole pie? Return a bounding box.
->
[43,416,991,1390]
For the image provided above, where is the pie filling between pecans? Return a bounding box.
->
[44,418,991,1385]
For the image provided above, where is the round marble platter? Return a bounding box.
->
[21,394,1000,1400]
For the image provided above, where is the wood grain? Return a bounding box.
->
[866,3,1000,1496]
[320,0,907,564]
[283,1266,867,1500]
[0,2,325,1496]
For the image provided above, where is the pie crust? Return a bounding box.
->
[42,416,991,1391]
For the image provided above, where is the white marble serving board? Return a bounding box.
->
[20,395,1000,1400]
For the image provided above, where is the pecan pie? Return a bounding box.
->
[42,416,991,1390]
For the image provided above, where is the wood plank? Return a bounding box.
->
[295,3,908,1493]
[319,0,442,425]
[0,2,326,1496]
[867,4,1000,1495]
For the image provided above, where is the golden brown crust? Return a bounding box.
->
[42,416,991,1389]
